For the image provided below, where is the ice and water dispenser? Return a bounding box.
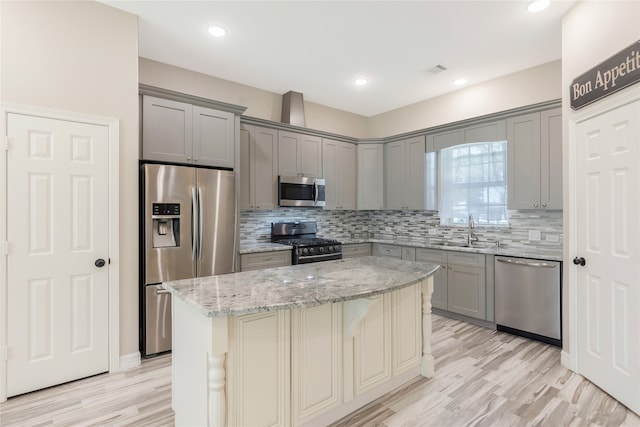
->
[152,203,181,248]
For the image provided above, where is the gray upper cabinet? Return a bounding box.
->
[507,108,562,209]
[322,139,356,210]
[142,95,234,168]
[278,130,322,178]
[384,136,426,210]
[240,124,278,210]
[429,120,506,151]
[357,144,384,210]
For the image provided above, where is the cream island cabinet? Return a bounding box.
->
[164,256,439,427]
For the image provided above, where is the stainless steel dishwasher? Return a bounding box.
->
[495,256,562,347]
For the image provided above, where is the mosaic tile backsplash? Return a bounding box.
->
[240,208,563,251]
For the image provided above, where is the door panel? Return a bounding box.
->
[576,99,640,414]
[196,169,236,276]
[7,113,109,397]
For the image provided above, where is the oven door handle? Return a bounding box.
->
[298,253,341,262]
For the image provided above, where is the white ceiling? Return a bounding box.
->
[102,0,576,117]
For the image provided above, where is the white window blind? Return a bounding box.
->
[439,141,508,225]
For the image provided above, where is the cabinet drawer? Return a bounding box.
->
[241,251,291,271]
[372,243,402,258]
[416,248,447,264]
[447,251,485,268]
[342,243,372,258]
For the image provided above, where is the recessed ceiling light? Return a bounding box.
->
[527,0,550,13]
[454,78,467,86]
[354,78,369,86]
[207,25,227,38]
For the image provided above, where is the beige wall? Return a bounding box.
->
[1,1,140,358]
[139,58,369,138]
[561,0,640,354]
[368,60,562,137]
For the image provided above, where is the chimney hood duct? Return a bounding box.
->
[281,91,306,127]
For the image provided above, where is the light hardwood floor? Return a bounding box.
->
[1,315,639,426]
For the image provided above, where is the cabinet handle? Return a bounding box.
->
[542,203,547,208]
[194,158,199,161]
[533,203,539,208]
[263,257,273,261]
[187,156,192,160]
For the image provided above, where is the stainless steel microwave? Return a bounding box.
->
[278,176,326,207]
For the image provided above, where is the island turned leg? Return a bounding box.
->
[208,317,229,427]
[420,277,435,378]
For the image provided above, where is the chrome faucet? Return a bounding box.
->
[468,214,478,246]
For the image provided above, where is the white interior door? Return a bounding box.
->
[6,113,110,397]
[575,98,640,414]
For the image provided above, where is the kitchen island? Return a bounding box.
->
[163,256,439,427]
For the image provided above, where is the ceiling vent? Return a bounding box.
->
[281,91,306,127]
[428,64,448,74]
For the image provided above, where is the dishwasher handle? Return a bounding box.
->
[496,257,557,268]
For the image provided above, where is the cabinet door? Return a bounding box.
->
[253,127,279,209]
[372,243,401,258]
[392,284,422,376]
[353,294,392,396]
[299,134,323,178]
[357,144,384,210]
[447,264,486,319]
[416,249,447,310]
[239,124,253,210]
[405,136,426,209]
[338,142,357,209]
[463,120,507,144]
[230,311,290,427]
[142,95,192,164]
[322,139,339,210]
[278,131,300,177]
[540,108,563,209]
[192,106,235,168]
[507,112,541,209]
[384,140,406,210]
[240,251,291,271]
[291,304,342,425]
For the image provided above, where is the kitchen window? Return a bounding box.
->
[439,141,508,226]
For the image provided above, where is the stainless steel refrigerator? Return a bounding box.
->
[140,163,236,357]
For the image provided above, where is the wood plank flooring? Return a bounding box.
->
[1,315,639,426]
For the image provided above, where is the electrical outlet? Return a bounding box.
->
[528,230,541,241]
[428,228,437,235]
[546,234,559,242]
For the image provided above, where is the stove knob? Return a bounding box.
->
[318,247,324,253]
[303,248,308,254]
[309,247,315,254]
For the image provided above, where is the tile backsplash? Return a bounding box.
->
[240,208,563,251]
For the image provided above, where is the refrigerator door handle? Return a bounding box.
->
[198,187,204,261]
[191,187,198,262]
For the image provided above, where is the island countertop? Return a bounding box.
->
[163,256,439,318]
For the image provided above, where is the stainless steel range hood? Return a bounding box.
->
[281,91,306,127]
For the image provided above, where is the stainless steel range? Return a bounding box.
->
[272,221,342,264]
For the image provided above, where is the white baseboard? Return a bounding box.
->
[119,352,141,371]
[561,350,576,371]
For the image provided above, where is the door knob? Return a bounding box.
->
[95,258,106,268]
[573,257,586,266]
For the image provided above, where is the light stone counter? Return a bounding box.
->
[163,256,439,318]
[238,242,292,254]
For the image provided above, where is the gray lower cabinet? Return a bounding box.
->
[342,243,372,258]
[416,248,486,320]
[240,251,291,272]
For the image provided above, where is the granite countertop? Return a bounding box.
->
[163,256,439,318]
[239,242,292,254]
[239,237,563,262]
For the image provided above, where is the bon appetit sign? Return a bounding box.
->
[570,40,640,110]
